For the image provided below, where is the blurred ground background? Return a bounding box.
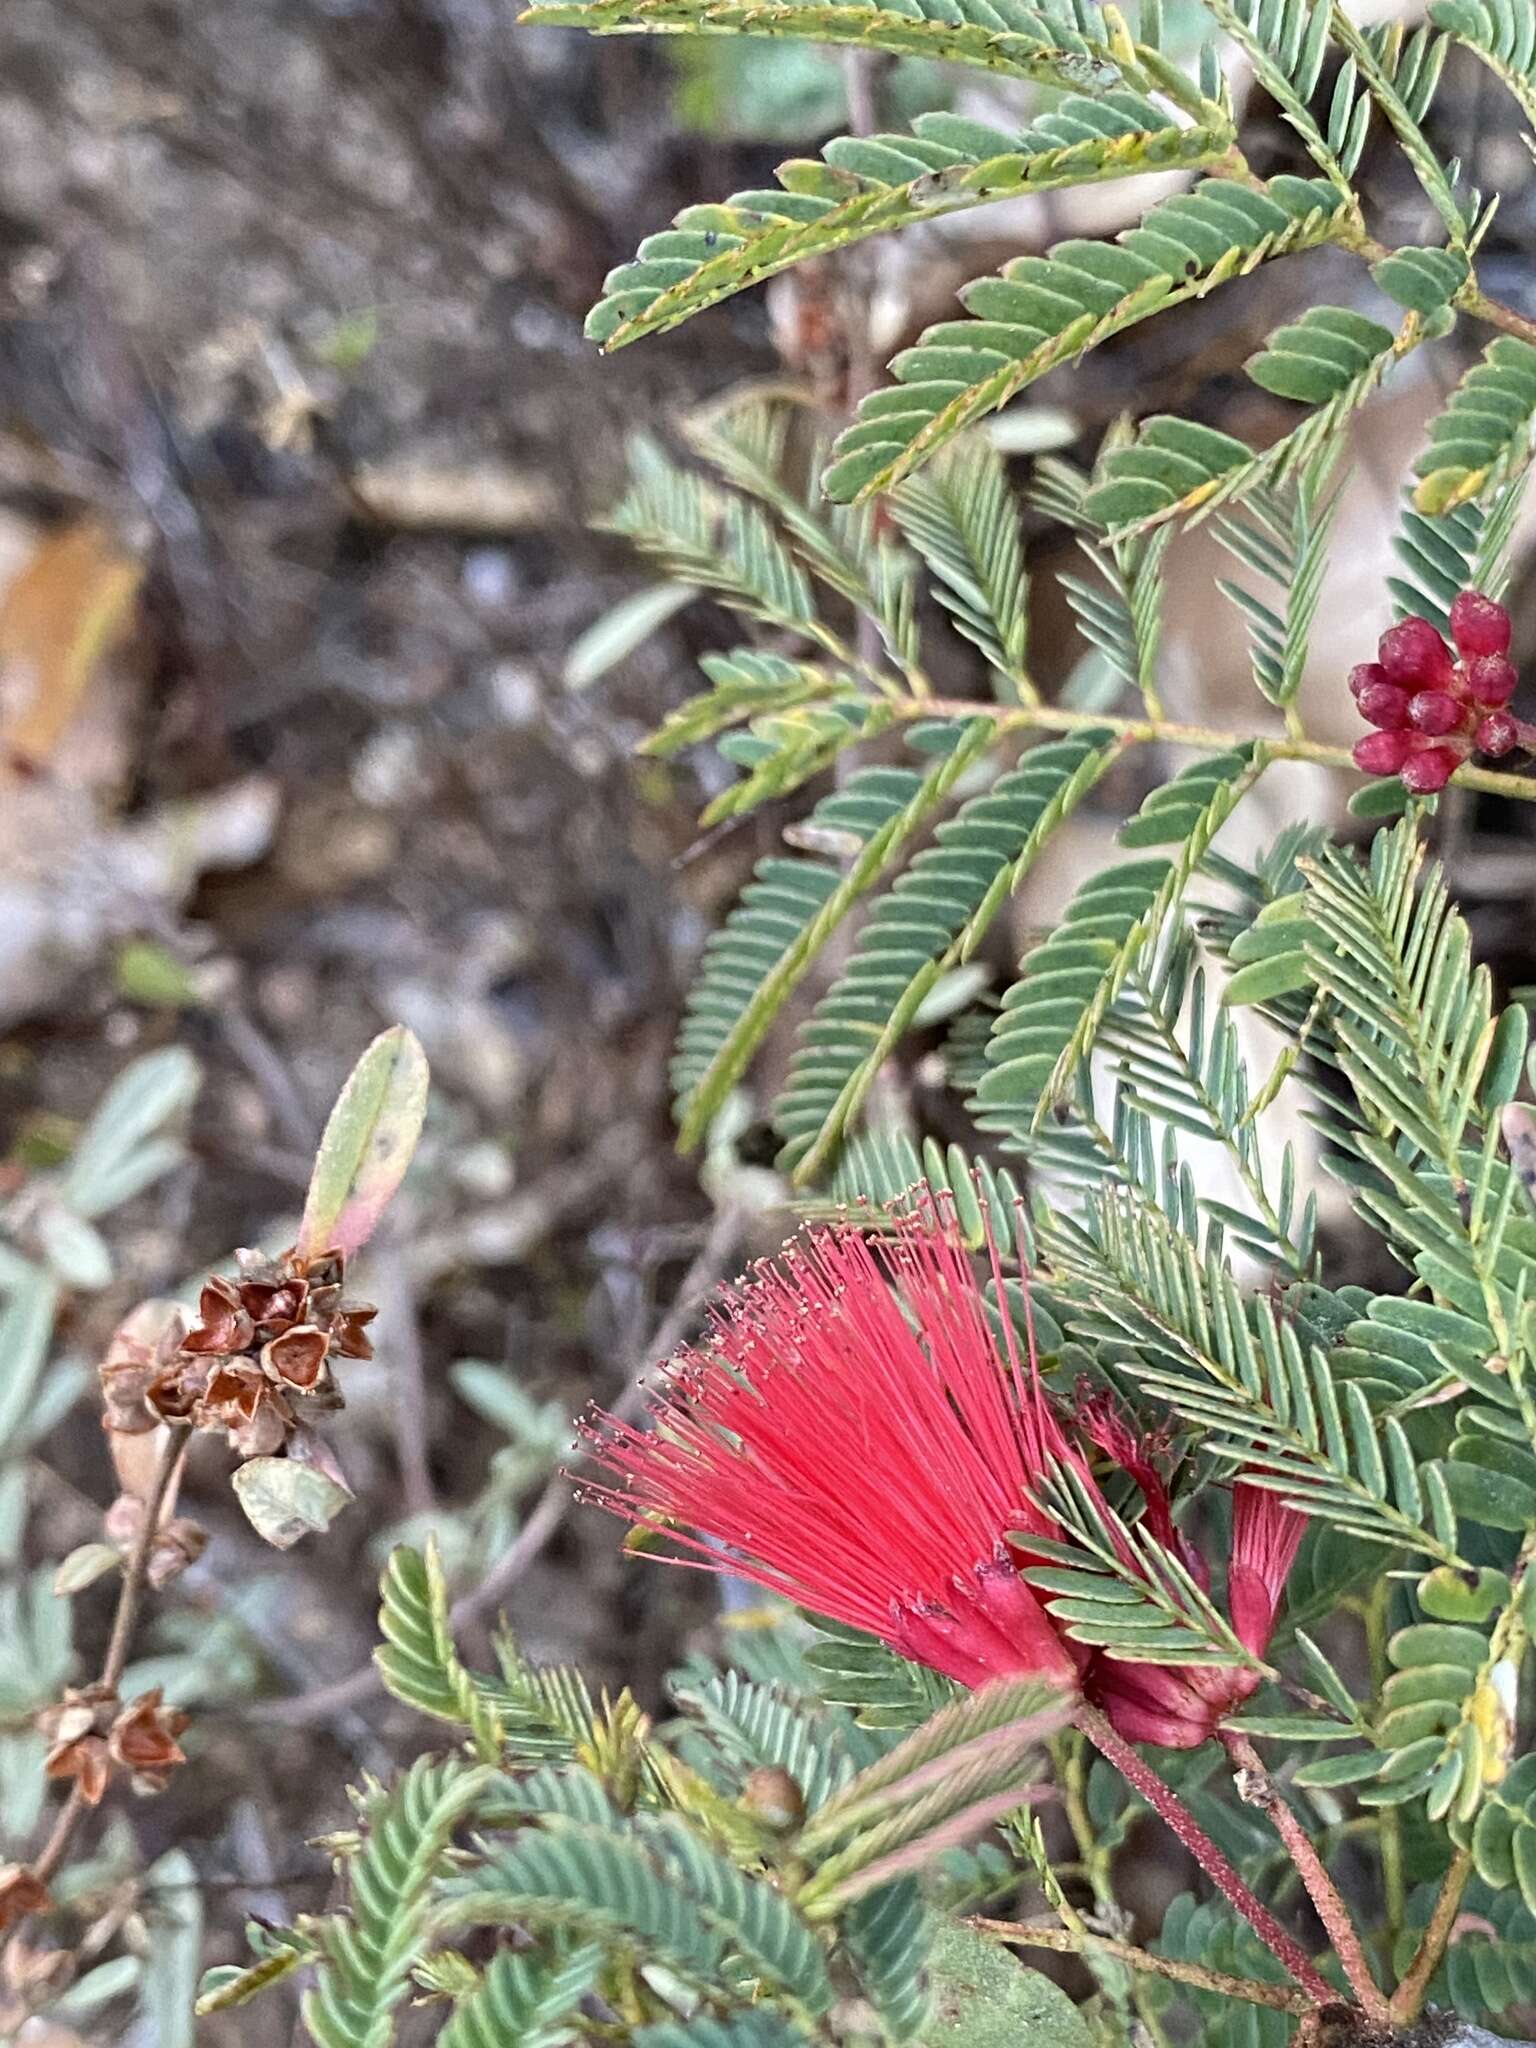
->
[3,1,1536,2040]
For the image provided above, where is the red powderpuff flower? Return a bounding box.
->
[1087,1482,1306,1748]
[580,1212,1308,1745]
[579,1213,1084,1691]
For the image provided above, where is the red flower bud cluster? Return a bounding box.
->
[1351,590,1525,793]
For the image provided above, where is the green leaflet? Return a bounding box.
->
[1153,1895,1294,2048]
[673,725,995,1149]
[605,437,829,657]
[445,1826,728,1977]
[1085,308,1396,535]
[296,1025,428,1261]
[1246,305,1397,404]
[809,1129,1030,1265]
[973,746,1264,1138]
[1475,1756,1536,1917]
[1202,0,1351,188]
[304,1759,492,2048]
[823,176,1347,501]
[376,1542,596,1760]
[1431,0,1536,125]
[1390,464,1532,628]
[1371,243,1470,313]
[520,0,1123,88]
[888,433,1031,677]
[1411,334,1536,513]
[1434,1887,1536,2024]
[672,1668,854,1813]
[1361,1616,1511,1824]
[802,1612,961,1731]
[643,650,865,759]
[641,1815,835,2010]
[436,1942,604,2048]
[1040,1189,1465,1568]
[776,727,1118,1182]
[843,1879,933,2040]
[924,1922,1095,2047]
[587,93,1234,349]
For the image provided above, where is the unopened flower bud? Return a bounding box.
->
[1401,746,1458,795]
[1476,711,1518,759]
[741,1765,806,1831]
[1379,616,1455,688]
[1466,653,1518,707]
[1358,681,1412,730]
[1408,689,1461,736]
[1348,661,1386,699]
[1353,731,1413,776]
[1450,588,1512,659]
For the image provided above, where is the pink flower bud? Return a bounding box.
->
[1401,746,1458,794]
[1378,616,1455,689]
[1465,653,1518,707]
[1353,730,1413,776]
[1357,681,1412,729]
[1348,661,1387,700]
[1450,588,1512,659]
[1407,689,1462,736]
[1476,711,1518,758]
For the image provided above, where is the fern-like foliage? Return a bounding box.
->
[435,1940,604,2048]
[841,1877,933,2040]
[1086,310,1399,537]
[776,727,1117,1178]
[973,745,1265,1137]
[588,94,1235,349]
[521,0,1127,85]
[1432,0,1536,127]
[673,728,994,1146]
[1411,335,1536,514]
[304,1759,491,2048]
[823,177,1347,500]
[336,6,1536,2037]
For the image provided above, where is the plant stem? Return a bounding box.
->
[1389,1846,1473,2027]
[1364,1584,1406,1946]
[889,695,1536,803]
[1221,1730,1388,2024]
[1458,285,1536,350]
[1075,1704,1335,2008]
[102,1423,191,1690]
[971,1916,1314,2013]
[1333,213,1536,349]
[20,1422,192,1906]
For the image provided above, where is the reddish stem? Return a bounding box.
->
[1076,1705,1335,2009]
[1222,1730,1388,2024]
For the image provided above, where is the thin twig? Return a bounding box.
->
[19,1424,192,1910]
[887,696,1536,803]
[970,1917,1313,2014]
[1390,1845,1473,2027]
[269,1203,751,1729]
[214,1001,317,1156]
[1075,1705,1335,2008]
[1222,1729,1387,2024]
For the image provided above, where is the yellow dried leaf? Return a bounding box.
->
[0,519,141,772]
